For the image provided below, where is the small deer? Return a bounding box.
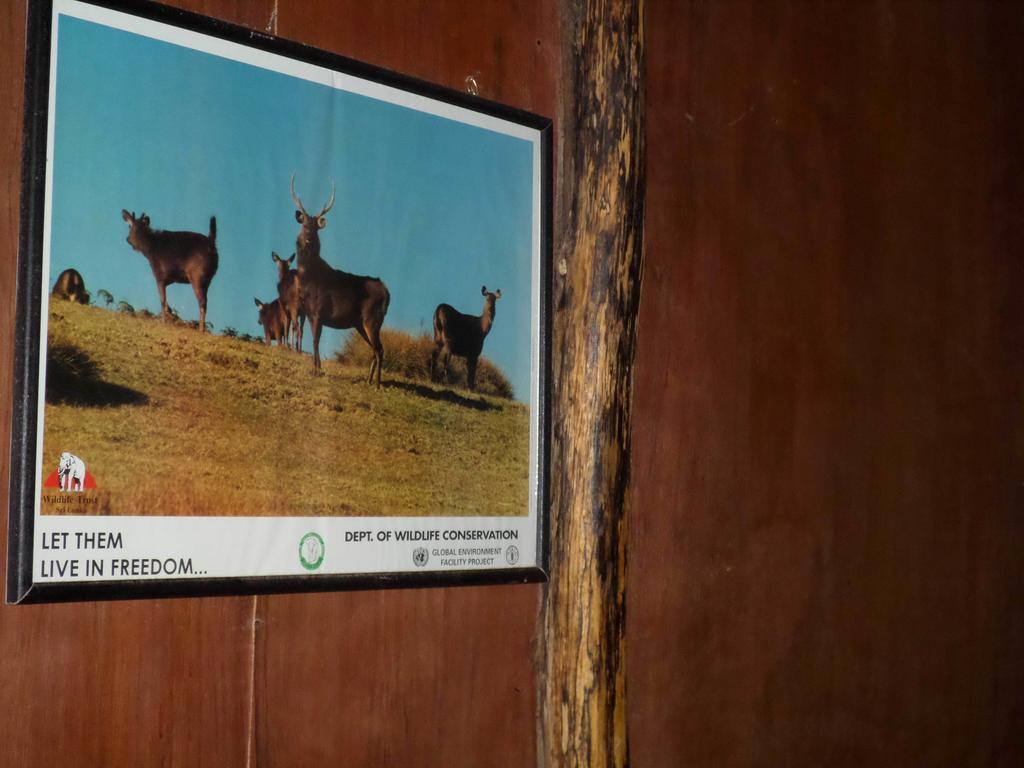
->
[51,268,90,305]
[430,286,502,391]
[272,252,304,352]
[254,297,289,346]
[290,175,390,386]
[121,210,219,332]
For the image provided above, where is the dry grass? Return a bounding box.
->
[335,328,515,400]
[41,303,530,517]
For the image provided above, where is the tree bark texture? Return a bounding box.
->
[540,1,644,767]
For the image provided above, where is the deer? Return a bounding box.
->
[272,252,304,352]
[254,297,289,346]
[51,268,90,305]
[290,175,391,386]
[121,210,218,332]
[430,286,502,392]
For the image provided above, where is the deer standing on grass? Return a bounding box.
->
[430,286,501,391]
[254,297,289,346]
[290,175,391,386]
[121,210,218,332]
[272,252,304,352]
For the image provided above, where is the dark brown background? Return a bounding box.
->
[1,1,1021,766]
[0,2,553,766]
[632,1,1024,766]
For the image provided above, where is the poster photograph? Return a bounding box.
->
[8,0,551,602]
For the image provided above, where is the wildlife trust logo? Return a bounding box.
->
[42,452,97,492]
[298,532,325,571]
[41,451,100,513]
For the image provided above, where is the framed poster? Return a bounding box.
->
[8,0,551,603]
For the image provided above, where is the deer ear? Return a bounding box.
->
[287,253,295,264]
[254,297,262,308]
[140,214,150,226]
[295,210,304,223]
[481,285,487,296]
[272,252,281,263]
[121,209,132,222]
[495,289,502,299]
[316,216,328,230]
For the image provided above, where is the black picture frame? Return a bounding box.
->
[8,0,551,603]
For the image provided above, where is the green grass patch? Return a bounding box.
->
[41,303,529,517]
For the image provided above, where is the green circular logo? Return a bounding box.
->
[298,532,325,571]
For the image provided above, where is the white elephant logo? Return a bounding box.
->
[57,452,87,492]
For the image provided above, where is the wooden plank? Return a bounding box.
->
[0,598,258,767]
[630,1,1024,765]
[255,2,559,766]
[275,0,558,107]
[539,1,644,766]
[0,1,558,765]
[255,587,539,767]
[0,3,270,767]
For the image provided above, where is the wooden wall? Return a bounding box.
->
[3,1,1022,766]
[0,2,556,766]
[631,1,1024,766]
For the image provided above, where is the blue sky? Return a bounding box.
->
[49,15,535,400]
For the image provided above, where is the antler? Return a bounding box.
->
[292,174,335,219]
[317,182,336,218]
[290,173,307,215]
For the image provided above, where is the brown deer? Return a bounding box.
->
[51,268,90,304]
[272,252,304,352]
[121,210,218,332]
[290,175,390,386]
[430,286,502,391]
[254,297,289,346]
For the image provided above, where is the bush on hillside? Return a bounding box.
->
[45,340,147,406]
[334,328,514,400]
[46,342,101,399]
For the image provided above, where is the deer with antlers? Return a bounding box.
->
[290,175,390,386]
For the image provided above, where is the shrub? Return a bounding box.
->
[45,340,148,406]
[334,328,514,400]
[46,342,101,399]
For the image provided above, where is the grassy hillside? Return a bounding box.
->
[335,328,515,400]
[42,301,530,516]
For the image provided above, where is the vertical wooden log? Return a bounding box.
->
[540,1,644,767]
